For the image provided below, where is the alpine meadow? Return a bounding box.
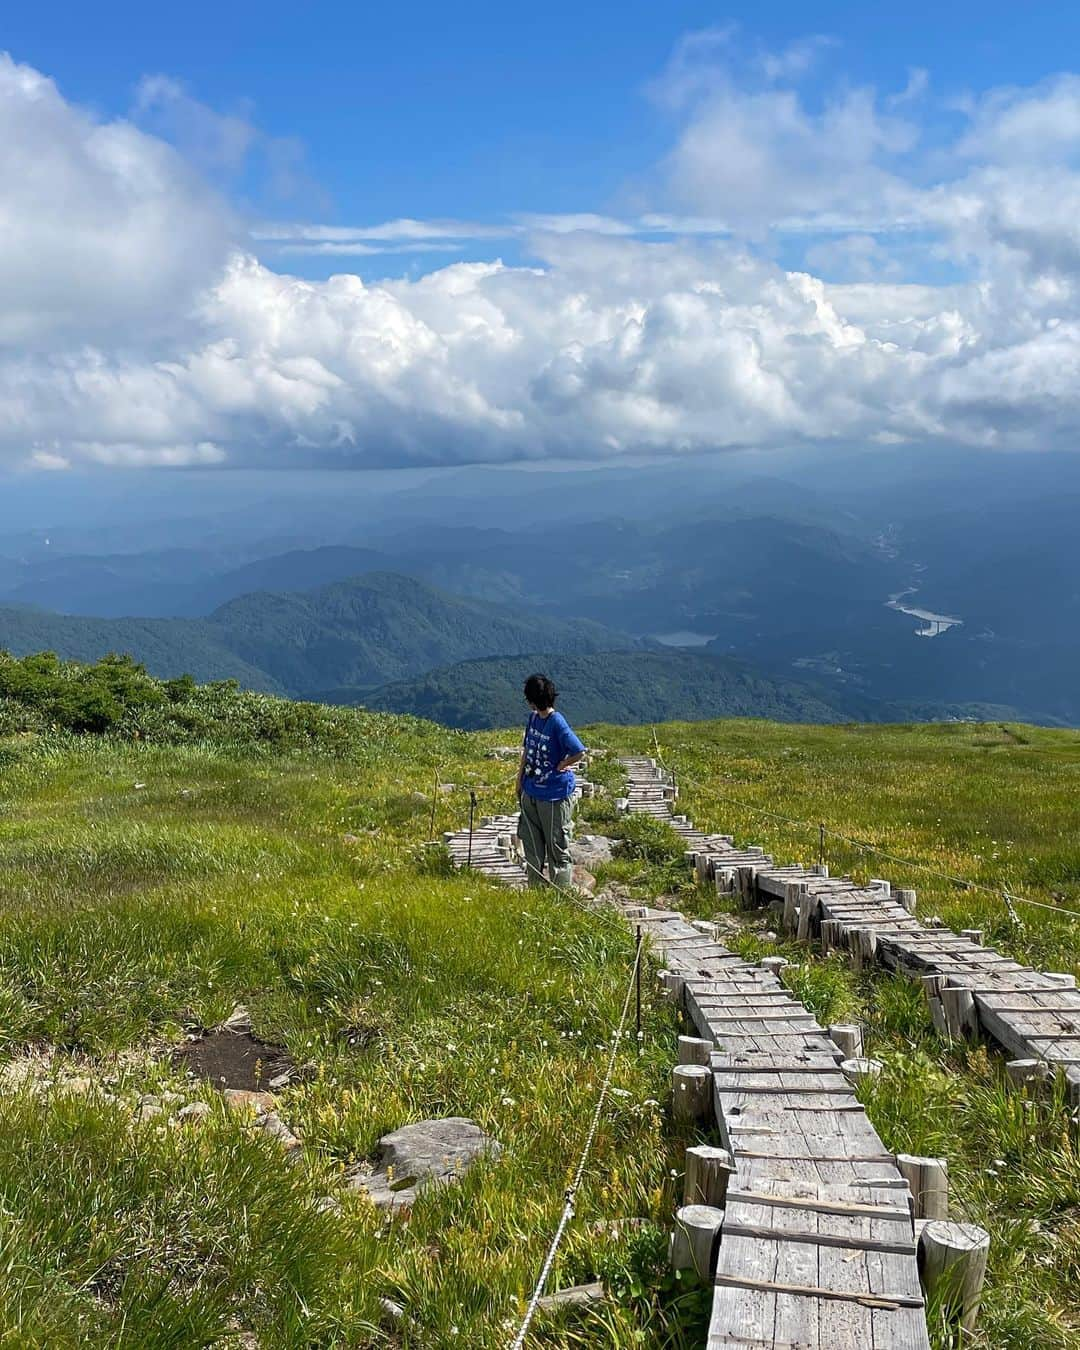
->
[0,658,1077,1346]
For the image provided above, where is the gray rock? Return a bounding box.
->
[349,1116,500,1209]
[177,1101,212,1123]
[379,1297,406,1326]
[485,746,520,761]
[570,834,614,867]
[257,1112,302,1153]
[221,1005,252,1035]
[537,1281,606,1312]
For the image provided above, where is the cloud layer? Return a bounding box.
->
[4,42,1080,471]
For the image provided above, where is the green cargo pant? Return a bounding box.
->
[517,791,574,889]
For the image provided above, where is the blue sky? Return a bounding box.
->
[8,1,1080,278]
[3,3,1080,473]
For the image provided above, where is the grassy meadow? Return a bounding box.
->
[2,657,1079,1348]
[0,690,709,1348]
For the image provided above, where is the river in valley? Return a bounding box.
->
[886,588,963,637]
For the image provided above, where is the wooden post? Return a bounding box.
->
[797,888,820,941]
[820,918,841,955]
[670,1204,724,1278]
[851,926,878,972]
[896,1154,949,1220]
[659,971,686,1007]
[841,1057,883,1083]
[960,928,984,946]
[923,973,949,1036]
[684,1145,735,1208]
[829,1023,863,1059]
[672,1064,713,1126]
[783,882,801,932]
[1005,1058,1052,1088]
[897,888,917,914]
[918,1220,990,1333]
[941,984,979,1039]
[678,1035,713,1066]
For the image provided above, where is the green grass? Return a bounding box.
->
[0,720,712,1348]
[4,670,1080,1348]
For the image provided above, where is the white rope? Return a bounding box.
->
[507,933,643,1349]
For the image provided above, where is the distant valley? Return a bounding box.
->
[2,449,1079,727]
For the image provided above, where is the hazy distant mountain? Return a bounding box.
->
[362,649,885,729]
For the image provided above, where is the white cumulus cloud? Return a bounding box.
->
[4,45,1080,470]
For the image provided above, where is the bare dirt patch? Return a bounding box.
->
[176,1031,293,1092]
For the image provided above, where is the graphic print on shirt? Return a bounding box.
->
[523,714,556,786]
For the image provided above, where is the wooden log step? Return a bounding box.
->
[725,1189,912,1220]
[711,1058,846,1073]
[710,1273,924,1311]
[715,1083,856,1097]
[721,1222,915,1257]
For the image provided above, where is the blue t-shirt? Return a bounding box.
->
[521,710,585,801]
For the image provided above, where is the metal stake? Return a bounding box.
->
[635,926,643,1053]
[819,821,826,868]
[428,769,439,841]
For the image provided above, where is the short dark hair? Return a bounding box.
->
[524,673,557,708]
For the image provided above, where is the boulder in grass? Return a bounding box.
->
[348,1117,500,1209]
[570,834,614,867]
[221,1005,252,1035]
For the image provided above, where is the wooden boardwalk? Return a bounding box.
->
[443,761,931,1346]
[442,810,528,886]
[678,776,1080,1103]
[620,758,930,1349]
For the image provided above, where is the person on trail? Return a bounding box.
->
[515,673,585,889]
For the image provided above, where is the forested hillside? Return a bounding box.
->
[0,573,634,699]
[363,649,882,728]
